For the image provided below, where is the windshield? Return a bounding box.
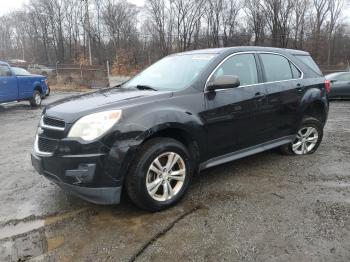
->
[13,67,31,76]
[123,54,217,91]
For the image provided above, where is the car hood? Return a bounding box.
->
[45,88,173,123]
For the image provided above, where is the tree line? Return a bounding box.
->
[0,0,349,72]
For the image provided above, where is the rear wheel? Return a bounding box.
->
[29,90,42,107]
[45,87,50,97]
[281,117,323,155]
[126,138,193,211]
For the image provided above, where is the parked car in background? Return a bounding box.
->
[325,72,350,99]
[28,64,55,77]
[0,61,49,107]
[31,46,329,211]
[8,59,27,64]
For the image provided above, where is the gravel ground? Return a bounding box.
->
[0,94,349,262]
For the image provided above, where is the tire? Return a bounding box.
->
[126,137,193,212]
[281,116,323,155]
[29,90,42,107]
[45,87,50,97]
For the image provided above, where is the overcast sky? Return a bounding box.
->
[0,0,145,15]
[1,0,349,22]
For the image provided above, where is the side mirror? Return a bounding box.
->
[330,79,337,83]
[207,75,240,91]
[6,71,12,76]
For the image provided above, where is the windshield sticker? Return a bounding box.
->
[192,55,215,61]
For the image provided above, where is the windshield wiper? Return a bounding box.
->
[134,85,158,91]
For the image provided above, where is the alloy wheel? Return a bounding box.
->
[146,152,186,202]
[35,93,41,105]
[292,126,319,155]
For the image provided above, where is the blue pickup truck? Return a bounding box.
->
[0,61,49,107]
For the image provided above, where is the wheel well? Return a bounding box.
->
[304,101,326,124]
[145,128,200,168]
[34,86,42,94]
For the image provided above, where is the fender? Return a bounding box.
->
[113,106,206,148]
[298,82,329,122]
[32,81,43,93]
[105,105,207,182]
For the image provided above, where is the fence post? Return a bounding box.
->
[106,60,110,87]
[80,63,83,80]
[56,61,59,78]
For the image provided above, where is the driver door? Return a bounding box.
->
[202,53,267,159]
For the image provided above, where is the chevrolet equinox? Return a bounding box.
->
[31,47,329,211]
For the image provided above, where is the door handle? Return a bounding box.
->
[296,83,304,92]
[254,92,266,101]
[254,92,266,99]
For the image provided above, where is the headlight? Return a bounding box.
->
[68,110,122,141]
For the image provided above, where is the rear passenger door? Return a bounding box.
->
[258,53,304,141]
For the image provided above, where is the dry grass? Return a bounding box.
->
[50,84,91,92]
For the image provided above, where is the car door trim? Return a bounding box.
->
[204,51,304,93]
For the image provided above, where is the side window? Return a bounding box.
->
[337,74,350,81]
[212,54,258,86]
[346,74,350,81]
[260,54,295,82]
[0,65,11,77]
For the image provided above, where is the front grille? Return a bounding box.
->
[43,116,65,128]
[38,137,59,153]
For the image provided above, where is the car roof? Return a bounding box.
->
[176,46,310,56]
[0,61,9,65]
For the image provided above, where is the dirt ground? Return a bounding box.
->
[0,93,349,262]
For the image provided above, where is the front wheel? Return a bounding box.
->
[126,138,193,212]
[281,117,324,155]
[29,91,42,107]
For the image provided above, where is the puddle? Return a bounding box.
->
[0,220,44,240]
[0,208,90,261]
[0,208,88,240]
[0,231,46,262]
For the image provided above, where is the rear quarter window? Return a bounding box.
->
[260,54,297,82]
[294,55,322,75]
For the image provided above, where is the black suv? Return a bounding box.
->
[31,47,329,211]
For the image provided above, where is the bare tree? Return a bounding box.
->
[172,0,205,51]
[292,0,309,49]
[145,0,170,56]
[1,0,350,70]
[102,0,139,59]
[244,0,266,45]
[327,0,344,64]
[311,0,330,59]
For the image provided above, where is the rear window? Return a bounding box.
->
[294,55,322,75]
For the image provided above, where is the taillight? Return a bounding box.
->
[324,80,331,94]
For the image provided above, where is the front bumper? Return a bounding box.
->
[31,151,122,205]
